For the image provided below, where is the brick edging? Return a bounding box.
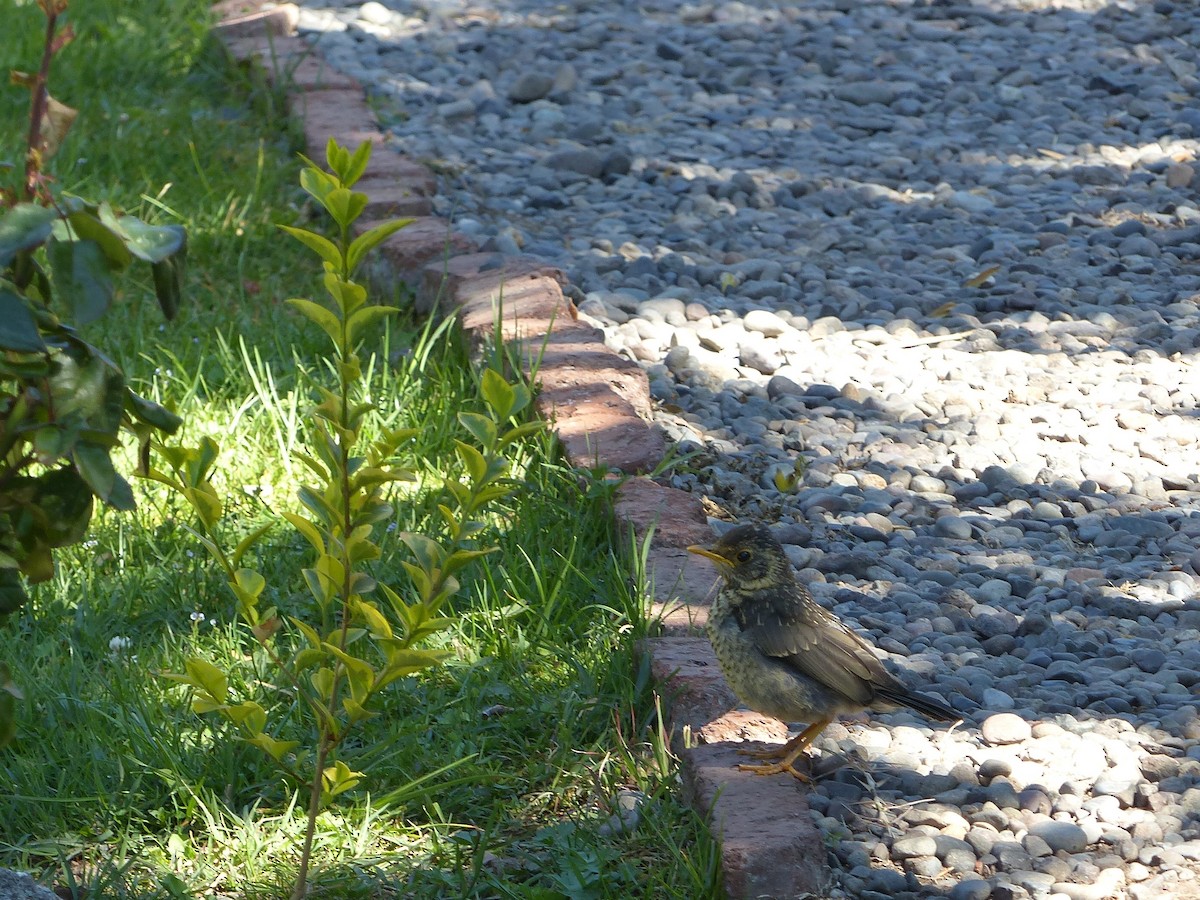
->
[211,5,824,894]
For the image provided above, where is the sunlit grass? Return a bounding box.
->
[0,0,721,895]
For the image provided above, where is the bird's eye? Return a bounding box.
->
[736,550,752,562]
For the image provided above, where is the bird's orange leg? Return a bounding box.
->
[736,718,831,780]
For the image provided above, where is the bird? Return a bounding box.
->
[687,523,960,780]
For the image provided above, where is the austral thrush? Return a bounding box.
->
[688,524,960,780]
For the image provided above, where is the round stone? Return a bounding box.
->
[981,713,1031,745]
[1028,820,1089,854]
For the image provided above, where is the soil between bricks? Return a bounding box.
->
[213,5,825,895]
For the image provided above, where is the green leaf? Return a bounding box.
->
[183,484,222,530]
[322,642,374,703]
[151,247,185,321]
[346,305,397,344]
[191,695,226,715]
[289,616,323,649]
[455,441,488,484]
[457,412,496,448]
[346,218,412,272]
[343,140,372,187]
[322,188,368,230]
[185,657,228,702]
[342,697,375,724]
[299,165,338,206]
[60,208,133,270]
[322,272,367,316]
[50,348,126,433]
[326,138,350,177]
[0,287,46,352]
[125,390,182,433]
[375,647,451,690]
[74,442,135,511]
[480,368,516,421]
[498,420,545,449]
[0,203,58,267]
[46,238,115,324]
[245,733,300,762]
[282,511,326,555]
[354,598,392,639]
[310,666,335,701]
[112,215,185,263]
[279,226,343,270]
[321,760,363,798]
[287,297,342,347]
[226,699,267,734]
[292,648,325,672]
[230,568,265,608]
[344,525,380,565]
[298,485,338,528]
[232,522,274,568]
[399,532,444,573]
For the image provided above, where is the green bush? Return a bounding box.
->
[0,0,185,619]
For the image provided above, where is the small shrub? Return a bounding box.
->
[154,139,540,899]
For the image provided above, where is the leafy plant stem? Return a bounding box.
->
[23,5,58,200]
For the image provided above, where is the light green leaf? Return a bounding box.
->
[321,760,363,797]
[287,297,343,346]
[343,140,372,187]
[342,697,376,724]
[299,165,338,206]
[113,216,185,264]
[230,568,265,608]
[322,642,375,703]
[245,733,300,762]
[346,218,412,272]
[354,598,392,639]
[480,368,516,421]
[322,188,367,230]
[346,304,398,344]
[282,511,325,555]
[289,616,323,649]
[455,441,488,484]
[458,412,496,448]
[185,657,228,702]
[279,225,343,270]
[232,522,274,568]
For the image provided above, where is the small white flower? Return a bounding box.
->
[109,635,132,654]
[190,611,206,624]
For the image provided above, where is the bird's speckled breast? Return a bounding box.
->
[706,590,849,724]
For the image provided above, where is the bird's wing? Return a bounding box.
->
[735,585,891,706]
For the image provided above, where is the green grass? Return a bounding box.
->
[0,1,722,896]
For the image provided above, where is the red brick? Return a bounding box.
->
[359,151,437,197]
[365,216,476,274]
[212,0,298,38]
[288,90,385,161]
[353,179,432,220]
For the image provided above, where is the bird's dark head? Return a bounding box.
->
[687,524,794,590]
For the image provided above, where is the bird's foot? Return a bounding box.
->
[736,760,811,782]
[737,744,791,761]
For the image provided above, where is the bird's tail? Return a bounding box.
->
[876,686,960,722]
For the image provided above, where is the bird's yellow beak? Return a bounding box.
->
[687,544,730,568]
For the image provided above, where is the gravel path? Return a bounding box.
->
[293,1,1200,896]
